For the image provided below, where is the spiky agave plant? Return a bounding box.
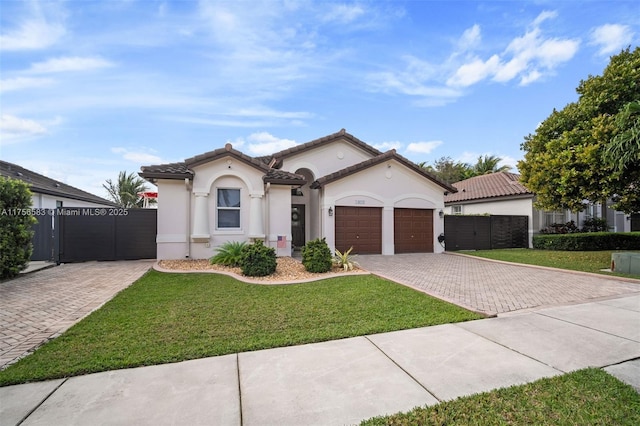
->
[333,247,358,271]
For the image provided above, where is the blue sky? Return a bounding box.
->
[1,0,638,198]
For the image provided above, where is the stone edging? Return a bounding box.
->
[152,261,370,286]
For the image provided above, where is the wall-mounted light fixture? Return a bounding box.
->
[439,209,444,218]
[328,207,334,217]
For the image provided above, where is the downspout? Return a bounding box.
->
[185,177,191,259]
[265,182,271,247]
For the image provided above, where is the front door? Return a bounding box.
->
[291,205,305,248]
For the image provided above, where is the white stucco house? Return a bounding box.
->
[140,129,456,260]
[0,160,117,209]
[444,171,635,247]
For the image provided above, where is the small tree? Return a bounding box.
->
[1,177,37,279]
[103,171,151,208]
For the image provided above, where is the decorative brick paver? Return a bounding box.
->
[357,253,640,315]
[0,261,153,369]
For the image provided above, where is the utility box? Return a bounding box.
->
[611,252,640,275]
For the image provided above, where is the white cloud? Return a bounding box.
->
[0,18,65,51]
[589,24,634,56]
[0,77,54,92]
[457,24,482,51]
[0,114,47,145]
[238,132,298,156]
[406,141,443,155]
[373,141,403,152]
[111,147,165,165]
[368,55,463,105]
[448,11,579,88]
[323,4,366,24]
[447,55,500,87]
[532,10,557,27]
[28,56,115,74]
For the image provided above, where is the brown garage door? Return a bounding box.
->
[335,206,382,254]
[394,208,433,253]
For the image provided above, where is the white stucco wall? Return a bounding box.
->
[31,193,113,209]
[266,185,293,256]
[322,160,447,255]
[281,138,374,179]
[156,179,190,259]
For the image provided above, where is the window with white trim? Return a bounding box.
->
[451,205,462,215]
[544,210,565,227]
[217,188,241,229]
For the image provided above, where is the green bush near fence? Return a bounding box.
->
[533,232,640,251]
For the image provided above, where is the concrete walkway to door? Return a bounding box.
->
[357,253,640,315]
[0,261,153,369]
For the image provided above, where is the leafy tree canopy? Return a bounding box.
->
[420,155,511,184]
[420,157,473,184]
[0,177,36,279]
[519,47,640,214]
[103,171,151,208]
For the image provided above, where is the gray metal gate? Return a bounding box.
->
[30,210,56,261]
[30,208,157,263]
[445,215,528,251]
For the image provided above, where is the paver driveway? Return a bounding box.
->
[357,253,640,315]
[0,261,153,369]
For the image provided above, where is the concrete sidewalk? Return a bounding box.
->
[2,293,639,426]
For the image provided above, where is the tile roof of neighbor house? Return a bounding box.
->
[444,172,533,204]
[0,160,118,206]
[310,149,457,193]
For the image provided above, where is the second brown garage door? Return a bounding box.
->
[335,206,382,254]
[394,208,433,253]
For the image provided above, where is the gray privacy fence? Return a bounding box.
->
[31,208,157,263]
[444,215,528,251]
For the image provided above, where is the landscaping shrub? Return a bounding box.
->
[540,220,579,234]
[0,177,36,280]
[210,241,246,267]
[302,238,332,273]
[581,217,609,232]
[533,232,640,251]
[240,240,276,277]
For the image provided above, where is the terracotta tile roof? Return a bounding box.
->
[185,143,269,171]
[310,150,457,193]
[0,160,118,206]
[269,128,383,163]
[139,162,192,180]
[140,144,306,185]
[263,169,306,185]
[444,172,532,204]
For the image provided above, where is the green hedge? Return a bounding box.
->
[533,232,640,251]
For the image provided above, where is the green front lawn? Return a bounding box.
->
[462,249,639,276]
[0,271,482,386]
[362,368,640,425]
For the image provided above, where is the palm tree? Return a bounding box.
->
[472,155,512,175]
[103,171,150,208]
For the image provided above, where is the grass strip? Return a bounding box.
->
[462,249,640,277]
[362,368,640,425]
[0,271,482,386]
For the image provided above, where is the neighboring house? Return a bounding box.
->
[140,129,456,260]
[444,171,634,247]
[0,160,117,209]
